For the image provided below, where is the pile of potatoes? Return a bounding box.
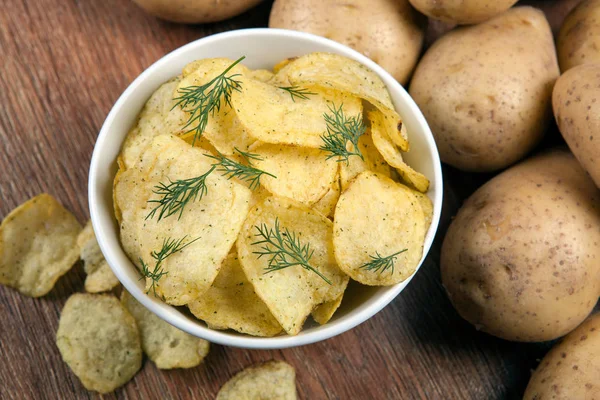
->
[129,0,600,396]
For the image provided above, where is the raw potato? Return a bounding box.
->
[269,0,424,84]
[557,0,600,72]
[333,171,426,286]
[121,291,210,369]
[188,250,282,337]
[409,7,559,172]
[441,150,600,342]
[0,193,81,297]
[217,360,297,400]
[114,135,251,305]
[236,196,348,335]
[56,293,142,394]
[523,313,600,400]
[553,63,600,188]
[250,143,338,205]
[77,221,120,293]
[407,0,518,25]
[131,0,263,24]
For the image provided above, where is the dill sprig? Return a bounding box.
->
[252,218,332,285]
[140,235,199,295]
[173,56,245,145]
[319,103,365,165]
[360,249,408,275]
[279,86,316,102]
[146,166,216,221]
[205,148,276,190]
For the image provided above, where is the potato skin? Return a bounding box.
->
[553,63,600,188]
[408,0,518,25]
[523,313,600,399]
[409,7,559,172]
[557,0,600,72]
[441,150,600,342]
[131,0,263,24]
[268,0,425,85]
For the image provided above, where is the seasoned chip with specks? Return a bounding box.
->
[312,176,341,218]
[217,360,297,400]
[56,293,142,393]
[0,193,81,297]
[311,289,346,325]
[412,190,434,231]
[272,52,409,151]
[237,196,348,335]
[370,111,430,193]
[333,171,426,286]
[121,291,210,369]
[188,250,282,337]
[114,135,252,305]
[339,133,391,190]
[77,221,120,293]
[250,143,338,205]
[233,77,362,149]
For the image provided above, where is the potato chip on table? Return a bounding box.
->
[77,220,119,293]
[333,171,426,286]
[237,196,348,335]
[56,293,142,394]
[121,291,210,369]
[217,360,297,400]
[188,250,282,337]
[114,134,252,305]
[0,193,81,297]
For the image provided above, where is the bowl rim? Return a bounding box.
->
[89,28,443,349]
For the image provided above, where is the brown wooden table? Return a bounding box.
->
[0,0,591,399]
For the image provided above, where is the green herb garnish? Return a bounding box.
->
[173,56,245,145]
[360,249,408,275]
[278,86,316,102]
[319,103,365,165]
[252,217,332,285]
[206,148,276,190]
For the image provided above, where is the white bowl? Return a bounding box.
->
[89,28,443,349]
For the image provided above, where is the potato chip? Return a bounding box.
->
[114,135,252,305]
[311,288,346,325]
[339,133,391,190]
[312,176,341,218]
[121,291,210,369]
[173,58,256,155]
[216,360,297,400]
[369,111,430,193]
[56,293,142,393]
[232,77,362,149]
[412,190,434,231]
[121,77,181,170]
[333,171,426,286]
[249,69,274,82]
[237,196,348,335]
[273,52,409,151]
[77,221,120,293]
[188,250,282,337]
[250,143,338,205]
[272,57,297,74]
[0,194,81,297]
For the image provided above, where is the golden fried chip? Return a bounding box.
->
[273,52,408,151]
[412,190,434,231]
[171,58,256,155]
[339,133,391,190]
[56,293,142,393]
[237,196,348,335]
[217,361,297,400]
[312,176,341,218]
[121,77,181,169]
[311,288,346,325]
[188,250,282,337]
[114,135,252,305]
[233,77,362,149]
[77,221,119,293]
[121,291,210,369]
[272,57,297,74]
[333,171,426,286]
[249,69,275,82]
[0,194,81,297]
[250,143,338,205]
[369,111,430,193]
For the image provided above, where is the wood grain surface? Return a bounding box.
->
[0,0,592,399]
